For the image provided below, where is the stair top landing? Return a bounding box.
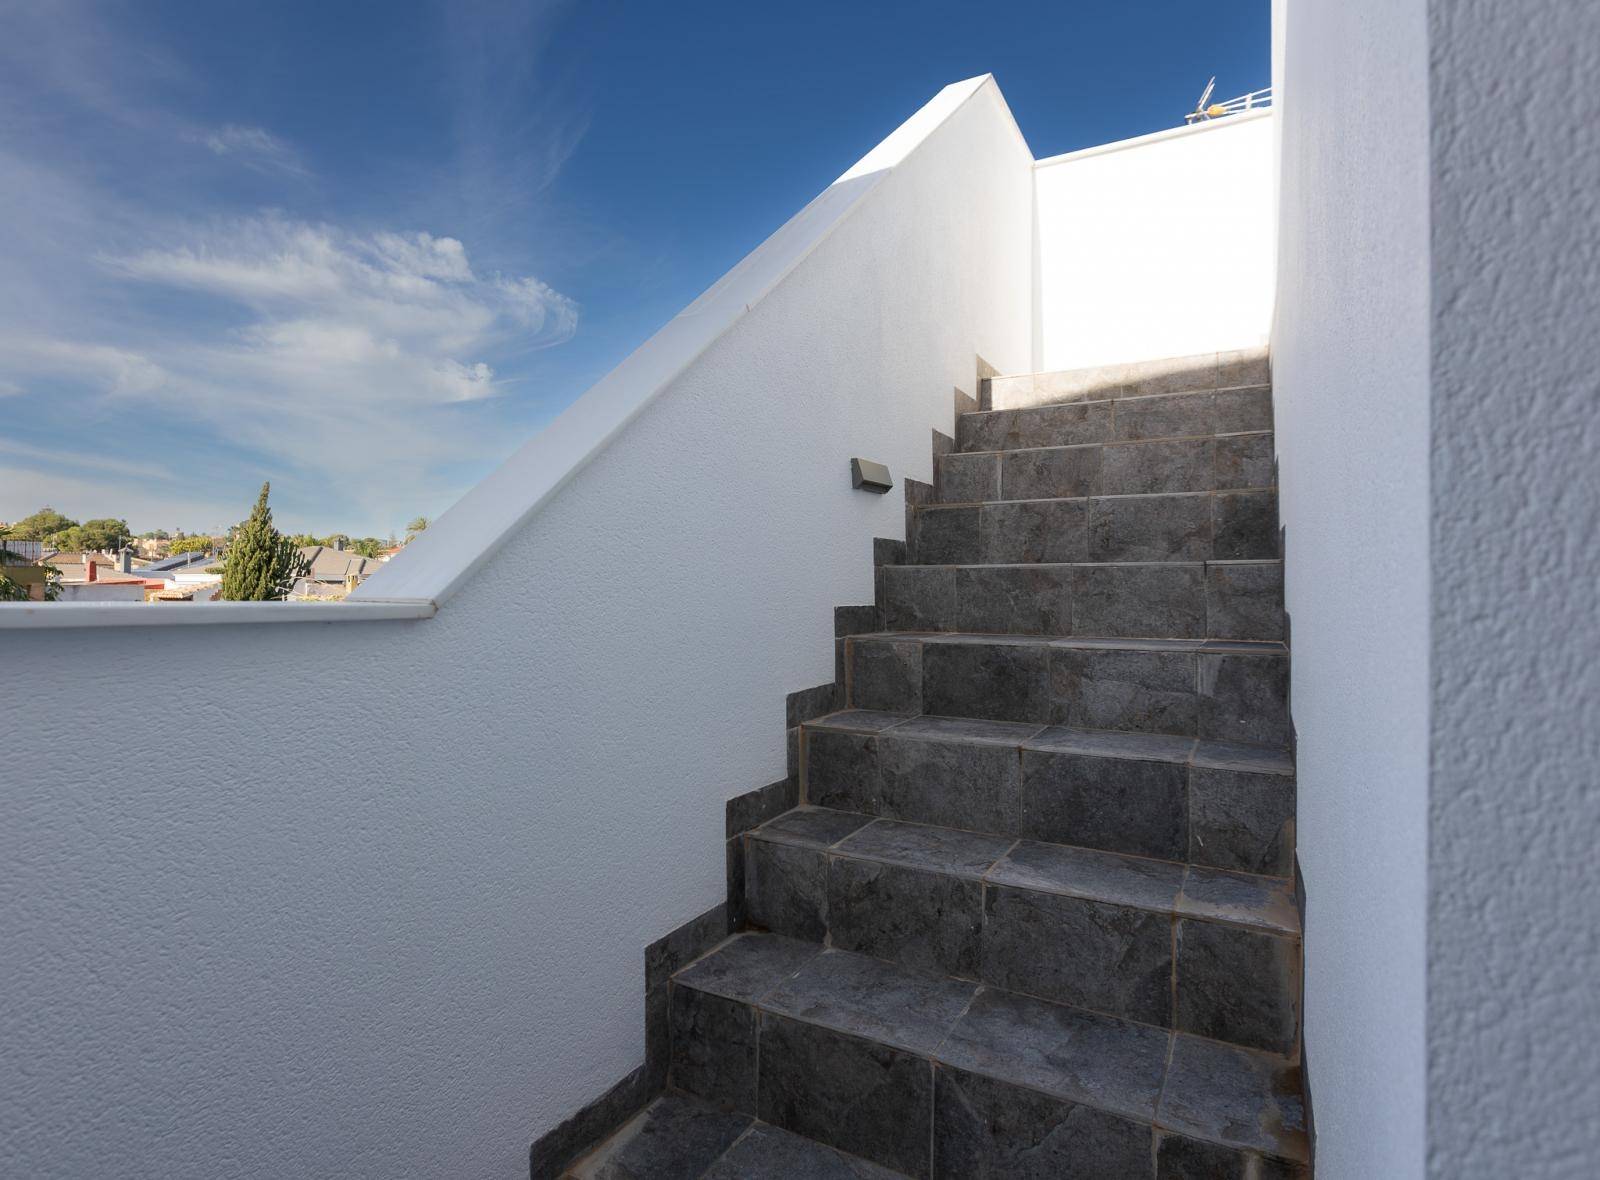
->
[984,348,1269,412]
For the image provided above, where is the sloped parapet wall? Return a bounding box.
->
[0,78,1033,1179]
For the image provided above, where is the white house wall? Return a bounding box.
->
[1427,0,1600,1175]
[1269,0,1431,1175]
[0,80,1033,1179]
[1032,113,1276,373]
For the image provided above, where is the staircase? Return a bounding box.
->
[562,351,1310,1178]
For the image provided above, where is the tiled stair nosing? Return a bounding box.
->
[746,808,1301,929]
[673,937,1301,1090]
[886,555,1284,571]
[838,632,1293,744]
[842,631,1289,655]
[668,934,1309,1167]
[960,380,1273,424]
[668,933,1298,1081]
[803,709,1297,769]
[934,482,1280,505]
[920,484,1280,510]
[951,427,1275,460]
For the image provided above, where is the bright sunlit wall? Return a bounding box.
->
[1032,110,1275,373]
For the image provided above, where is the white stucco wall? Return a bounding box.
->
[0,79,1033,1179]
[1428,1,1600,1175]
[1032,113,1276,373]
[56,581,146,602]
[1269,0,1431,1175]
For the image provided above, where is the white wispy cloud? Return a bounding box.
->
[4,337,170,396]
[0,437,177,482]
[9,216,576,500]
[186,123,307,175]
[104,216,577,393]
[0,0,590,534]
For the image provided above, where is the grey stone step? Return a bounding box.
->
[842,633,1291,747]
[668,932,1309,1178]
[913,490,1279,566]
[741,807,1300,1054]
[983,348,1270,412]
[878,559,1283,640]
[565,1090,911,1178]
[801,713,1295,874]
[934,431,1274,504]
[956,384,1272,454]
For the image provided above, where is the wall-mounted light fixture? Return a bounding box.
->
[850,458,894,494]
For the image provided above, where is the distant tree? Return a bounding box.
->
[405,516,429,538]
[219,483,309,601]
[9,507,77,541]
[351,537,382,559]
[47,518,129,553]
[139,529,171,541]
[167,536,216,556]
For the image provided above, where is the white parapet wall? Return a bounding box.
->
[0,78,1033,1179]
[1031,111,1276,374]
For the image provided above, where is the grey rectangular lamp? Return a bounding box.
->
[850,458,893,494]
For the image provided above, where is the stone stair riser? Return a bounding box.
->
[957,385,1273,453]
[844,638,1290,745]
[742,836,1299,1054]
[666,932,1307,1179]
[878,560,1284,640]
[935,433,1274,503]
[667,1008,1306,1180]
[914,490,1279,566]
[801,729,1294,874]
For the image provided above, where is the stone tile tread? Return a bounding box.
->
[747,808,1300,931]
[671,936,1308,1166]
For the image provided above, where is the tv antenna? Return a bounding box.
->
[1186,77,1273,123]
[1188,77,1218,123]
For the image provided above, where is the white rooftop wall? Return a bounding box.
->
[1032,112,1275,373]
[0,78,1032,1179]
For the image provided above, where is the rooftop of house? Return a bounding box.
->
[47,552,153,584]
[141,551,220,574]
[298,545,380,582]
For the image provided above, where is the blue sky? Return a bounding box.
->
[0,0,1268,538]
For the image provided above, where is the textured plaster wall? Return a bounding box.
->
[1032,114,1276,373]
[0,84,1032,1179]
[1269,0,1431,1175]
[1428,1,1600,1174]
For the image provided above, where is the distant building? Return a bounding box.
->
[140,551,219,576]
[1,539,46,562]
[47,550,164,602]
[297,541,381,586]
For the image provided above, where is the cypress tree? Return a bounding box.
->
[219,482,309,601]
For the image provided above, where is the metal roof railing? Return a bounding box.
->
[1186,78,1273,124]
